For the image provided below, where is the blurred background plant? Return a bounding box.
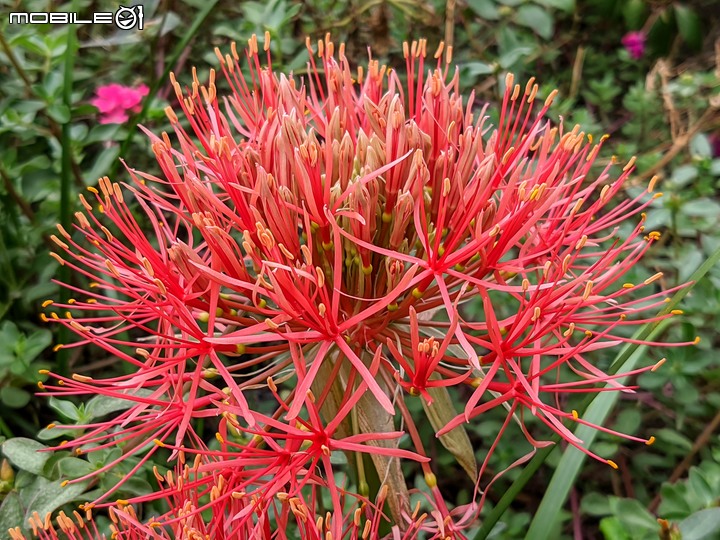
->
[0,0,718,538]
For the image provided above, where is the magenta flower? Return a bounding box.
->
[89,83,149,124]
[34,35,693,537]
[622,31,646,59]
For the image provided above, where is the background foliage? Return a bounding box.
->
[0,0,719,538]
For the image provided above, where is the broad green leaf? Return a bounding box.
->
[46,103,71,124]
[21,329,52,362]
[20,477,88,525]
[55,457,95,479]
[85,389,153,420]
[599,516,631,540]
[48,397,80,422]
[679,508,720,540]
[580,492,613,516]
[0,387,31,408]
[622,0,648,29]
[675,4,702,51]
[0,491,23,534]
[535,0,575,13]
[2,438,50,475]
[516,5,554,39]
[468,0,500,20]
[615,498,658,530]
[423,385,477,480]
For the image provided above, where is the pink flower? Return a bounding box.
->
[38,35,693,537]
[89,83,149,124]
[622,31,646,59]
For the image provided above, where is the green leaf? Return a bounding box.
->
[22,329,52,362]
[46,103,71,124]
[0,387,31,408]
[48,397,80,422]
[464,61,496,77]
[423,385,477,480]
[83,146,120,185]
[498,47,534,70]
[468,0,500,20]
[622,0,648,29]
[688,468,715,507]
[674,4,702,51]
[20,476,88,525]
[534,0,575,13]
[85,392,147,420]
[55,457,95,479]
[670,164,698,187]
[599,516,632,540]
[516,5,554,39]
[690,134,713,159]
[2,438,50,475]
[682,199,720,218]
[615,498,658,531]
[581,492,613,516]
[679,508,720,540]
[0,491,23,534]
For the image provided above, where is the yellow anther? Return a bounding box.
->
[651,358,666,372]
[424,472,437,488]
[606,460,618,470]
[648,176,659,193]
[646,436,656,446]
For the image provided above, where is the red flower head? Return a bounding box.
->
[38,34,691,537]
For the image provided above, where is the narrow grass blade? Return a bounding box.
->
[524,245,720,539]
[57,0,79,375]
[109,1,220,178]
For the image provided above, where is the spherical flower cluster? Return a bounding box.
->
[32,34,690,539]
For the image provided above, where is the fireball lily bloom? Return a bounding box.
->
[36,34,692,537]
